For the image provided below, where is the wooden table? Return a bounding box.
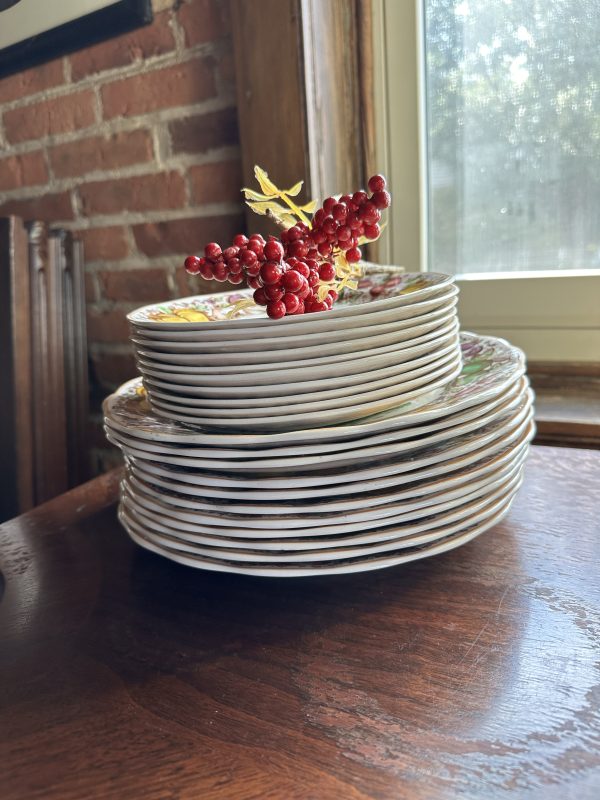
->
[1,445,599,800]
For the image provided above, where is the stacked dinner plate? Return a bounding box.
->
[127,271,462,431]
[105,278,535,576]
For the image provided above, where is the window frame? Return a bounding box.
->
[371,0,600,362]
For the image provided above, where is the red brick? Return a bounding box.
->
[188,159,242,204]
[49,130,153,179]
[99,268,170,302]
[169,108,238,154]
[3,90,96,144]
[132,213,244,257]
[0,191,74,221]
[79,171,185,215]
[0,58,64,104]
[176,268,236,298]
[79,226,130,261]
[178,0,231,46]
[91,351,138,388]
[101,58,216,119]
[0,151,48,192]
[70,12,175,81]
[85,274,97,303]
[86,308,131,343]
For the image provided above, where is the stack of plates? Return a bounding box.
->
[127,271,461,431]
[105,332,535,577]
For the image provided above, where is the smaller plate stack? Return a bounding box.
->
[105,331,535,577]
[127,271,461,431]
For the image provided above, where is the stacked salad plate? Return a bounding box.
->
[127,271,461,431]
[106,281,535,576]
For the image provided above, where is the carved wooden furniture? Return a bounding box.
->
[1,445,598,799]
[0,217,88,521]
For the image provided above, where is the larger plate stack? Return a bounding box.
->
[127,271,461,431]
[106,304,535,576]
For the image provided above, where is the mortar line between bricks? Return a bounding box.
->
[0,39,231,113]
[0,147,241,202]
[0,96,238,156]
[46,203,245,232]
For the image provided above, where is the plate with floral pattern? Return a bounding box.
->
[104,333,526,446]
[118,489,518,577]
[127,272,454,331]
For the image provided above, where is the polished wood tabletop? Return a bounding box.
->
[1,445,599,800]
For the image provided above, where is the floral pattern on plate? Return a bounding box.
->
[127,272,453,326]
[103,332,525,445]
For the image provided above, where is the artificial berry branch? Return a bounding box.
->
[183,168,391,319]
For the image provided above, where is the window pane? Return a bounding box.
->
[423,0,600,274]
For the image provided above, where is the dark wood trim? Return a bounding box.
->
[0,0,152,79]
[0,217,33,521]
[230,0,372,235]
[528,361,600,379]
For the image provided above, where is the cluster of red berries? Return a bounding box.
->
[184,174,390,319]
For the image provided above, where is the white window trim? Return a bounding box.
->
[371,0,600,362]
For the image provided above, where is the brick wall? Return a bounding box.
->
[0,0,245,474]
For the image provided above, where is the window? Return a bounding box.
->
[372,0,600,361]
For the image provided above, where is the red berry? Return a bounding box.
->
[364,222,380,240]
[282,293,301,314]
[323,197,337,214]
[288,240,308,259]
[352,190,368,206]
[348,212,362,230]
[313,209,326,227]
[244,261,261,277]
[340,194,353,205]
[205,242,221,260]
[281,270,304,292]
[253,288,268,306]
[260,261,283,285]
[264,284,284,302]
[294,300,305,314]
[308,269,320,287]
[359,201,379,223]
[248,239,264,256]
[296,276,311,299]
[328,289,339,302]
[372,189,391,209]
[213,264,228,281]
[264,240,284,261]
[337,224,352,242]
[332,203,348,221]
[311,228,327,244]
[184,255,202,274]
[323,293,334,308]
[322,217,336,236]
[223,246,238,260]
[200,263,214,280]
[228,273,244,285]
[227,257,242,274]
[249,233,265,243]
[319,262,336,282]
[287,226,302,242]
[233,233,248,248]
[368,174,386,193]
[318,242,332,257]
[292,261,310,278]
[309,300,328,313]
[346,247,361,263]
[240,248,258,266]
[247,276,261,289]
[267,300,286,319]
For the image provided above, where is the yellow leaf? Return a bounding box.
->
[299,198,318,213]
[226,299,256,319]
[246,200,287,216]
[254,165,278,196]
[242,188,270,202]
[284,180,304,197]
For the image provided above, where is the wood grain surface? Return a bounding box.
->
[1,446,599,800]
